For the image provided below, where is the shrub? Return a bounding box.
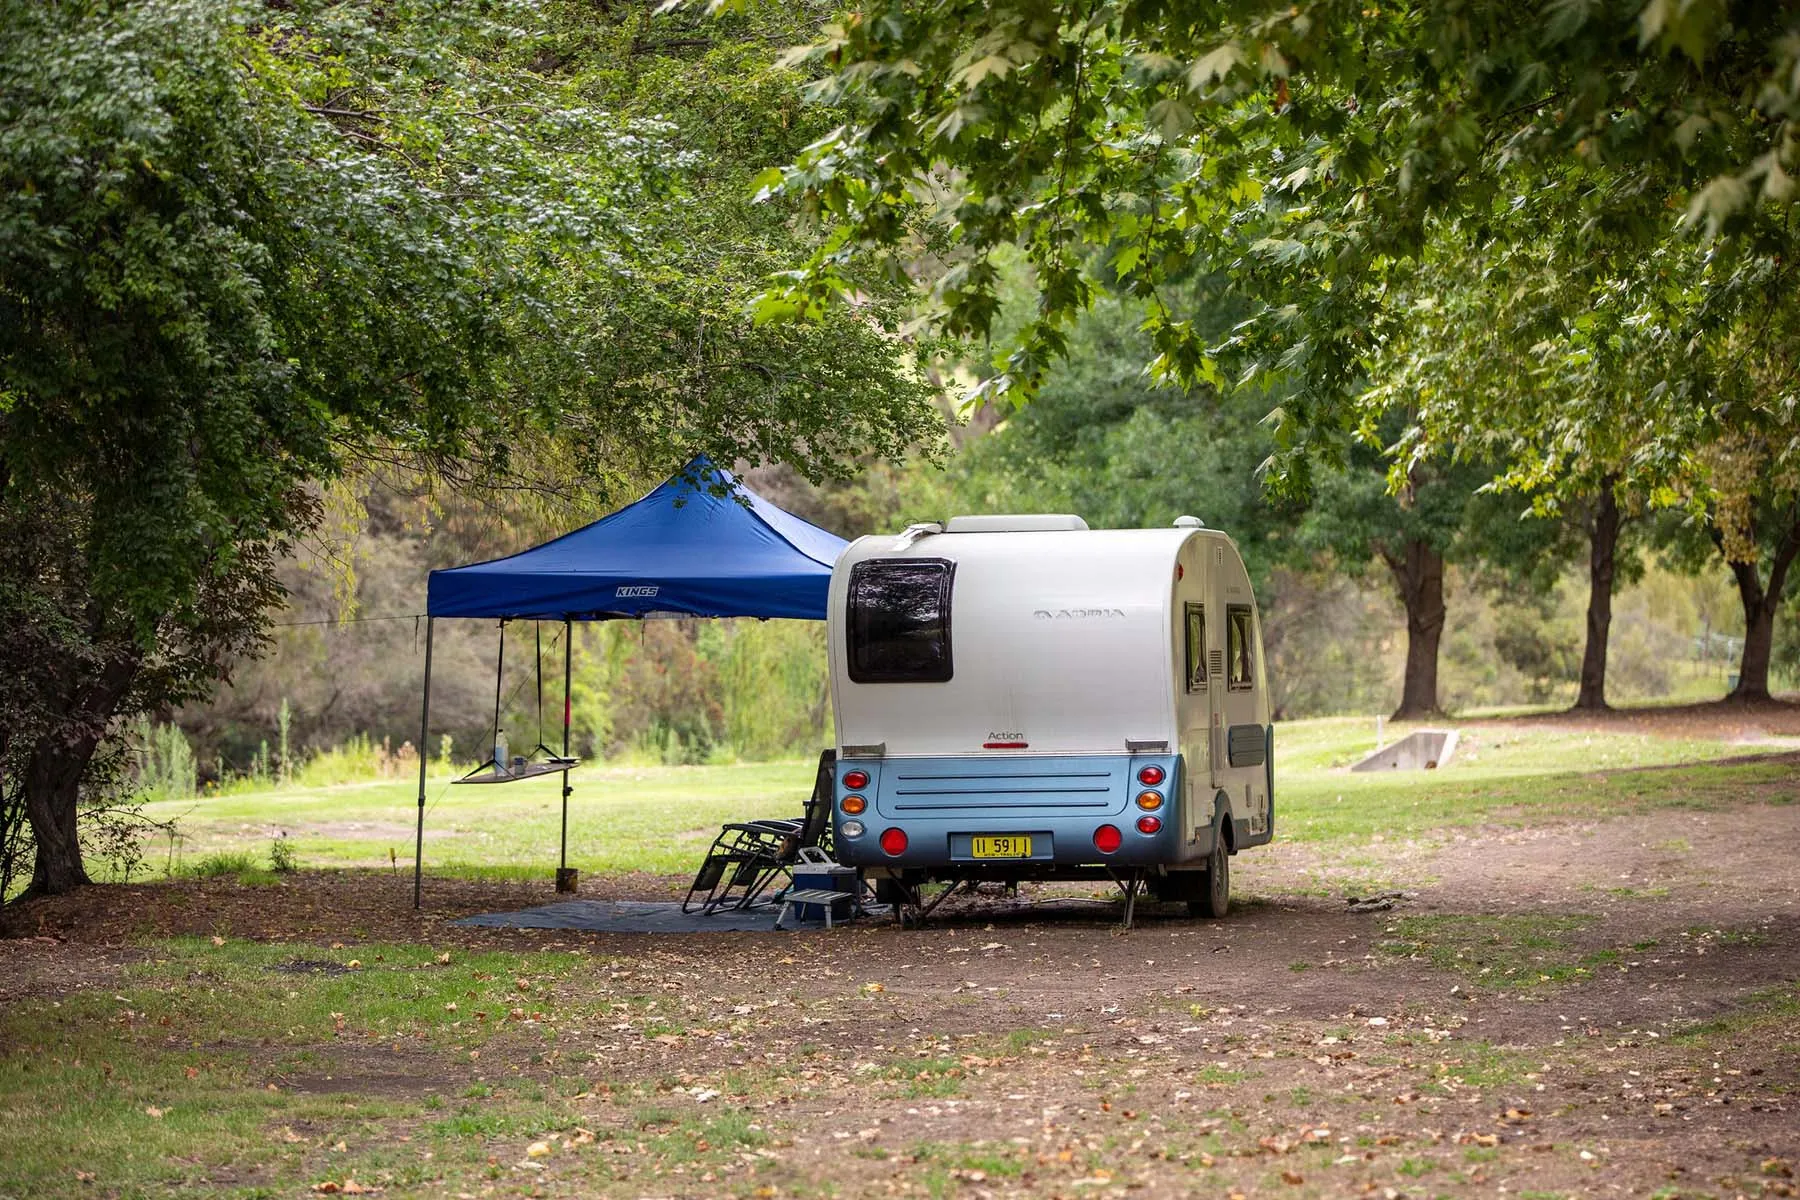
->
[269,833,297,873]
[191,851,256,877]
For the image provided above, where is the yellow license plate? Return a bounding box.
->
[970,835,1032,859]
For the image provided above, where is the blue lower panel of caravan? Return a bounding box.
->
[834,753,1182,869]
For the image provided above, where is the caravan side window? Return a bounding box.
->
[847,558,956,683]
[1227,605,1254,690]
[1184,603,1207,693]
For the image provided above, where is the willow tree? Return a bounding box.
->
[0,0,935,897]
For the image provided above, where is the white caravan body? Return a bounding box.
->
[825,516,1273,886]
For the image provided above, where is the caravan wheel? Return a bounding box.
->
[1188,822,1230,919]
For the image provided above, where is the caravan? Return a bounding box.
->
[826,515,1273,917]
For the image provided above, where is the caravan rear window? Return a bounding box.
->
[847,558,955,683]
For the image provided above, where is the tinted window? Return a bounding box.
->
[1184,603,1207,693]
[848,559,955,683]
[1227,605,1254,690]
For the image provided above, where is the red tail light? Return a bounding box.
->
[1136,815,1163,834]
[1136,764,1165,786]
[879,828,908,856]
[1093,824,1122,854]
[842,769,870,790]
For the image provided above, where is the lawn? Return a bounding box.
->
[136,715,1798,883]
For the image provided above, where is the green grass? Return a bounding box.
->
[883,1057,968,1099]
[0,937,603,1198]
[1671,981,1800,1043]
[1376,913,1618,990]
[140,759,820,881]
[123,717,1797,885]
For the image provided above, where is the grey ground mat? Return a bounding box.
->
[453,898,871,933]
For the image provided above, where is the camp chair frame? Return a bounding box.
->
[683,750,835,915]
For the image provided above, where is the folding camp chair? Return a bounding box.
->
[682,750,835,915]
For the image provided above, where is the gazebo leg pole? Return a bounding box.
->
[557,620,575,893]
[413,617,435,910]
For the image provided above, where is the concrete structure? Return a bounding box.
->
[1352,729,1459,772]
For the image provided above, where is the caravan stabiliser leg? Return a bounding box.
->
[901,878,975,928]
[1111,868,1145,931]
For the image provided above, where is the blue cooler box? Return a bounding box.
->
[789,852,859,922]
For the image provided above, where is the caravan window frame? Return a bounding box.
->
[1226,604,1254,691]
[1183,602,1207,693]
[846,558,957,684]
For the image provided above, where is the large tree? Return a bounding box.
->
[748,0,1800,428]
[0,0,935,897]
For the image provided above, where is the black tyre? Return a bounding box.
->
[1187,821,1230,919]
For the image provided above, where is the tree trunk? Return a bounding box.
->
[1725,509,1799,703]
[1385,537,1446,720]
[1574,483,1620,711]
[15,650,142,900]
[22,738,93,897]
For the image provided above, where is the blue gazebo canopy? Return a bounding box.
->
[426,458,848,622]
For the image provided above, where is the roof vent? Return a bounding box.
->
[892,522,942,549]
[1173,515,1206,528]
[942,514,1089,533]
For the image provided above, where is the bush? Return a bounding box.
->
[191,851,257,877]
[269,834,297,873]
[133,717,198,802]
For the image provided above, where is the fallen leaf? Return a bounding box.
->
[210,936,225,947]
[436,952,452,964]
[526,1141,552,1158]
[144,1106,165,1119]
[74,1170,96,1183]
[1281,1170,1305,1185]
[331,1141,347,1153]
[311,1184,341,1195]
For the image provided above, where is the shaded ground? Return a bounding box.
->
[3,729,1798,1198]
[1483,695,1800,739]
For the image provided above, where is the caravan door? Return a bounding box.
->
[1221,584,1270,836]
[1177,579,1217,846]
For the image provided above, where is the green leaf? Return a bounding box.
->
[1186,42,1243,91]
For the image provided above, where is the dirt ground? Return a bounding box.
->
[4,708,1799,1199]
